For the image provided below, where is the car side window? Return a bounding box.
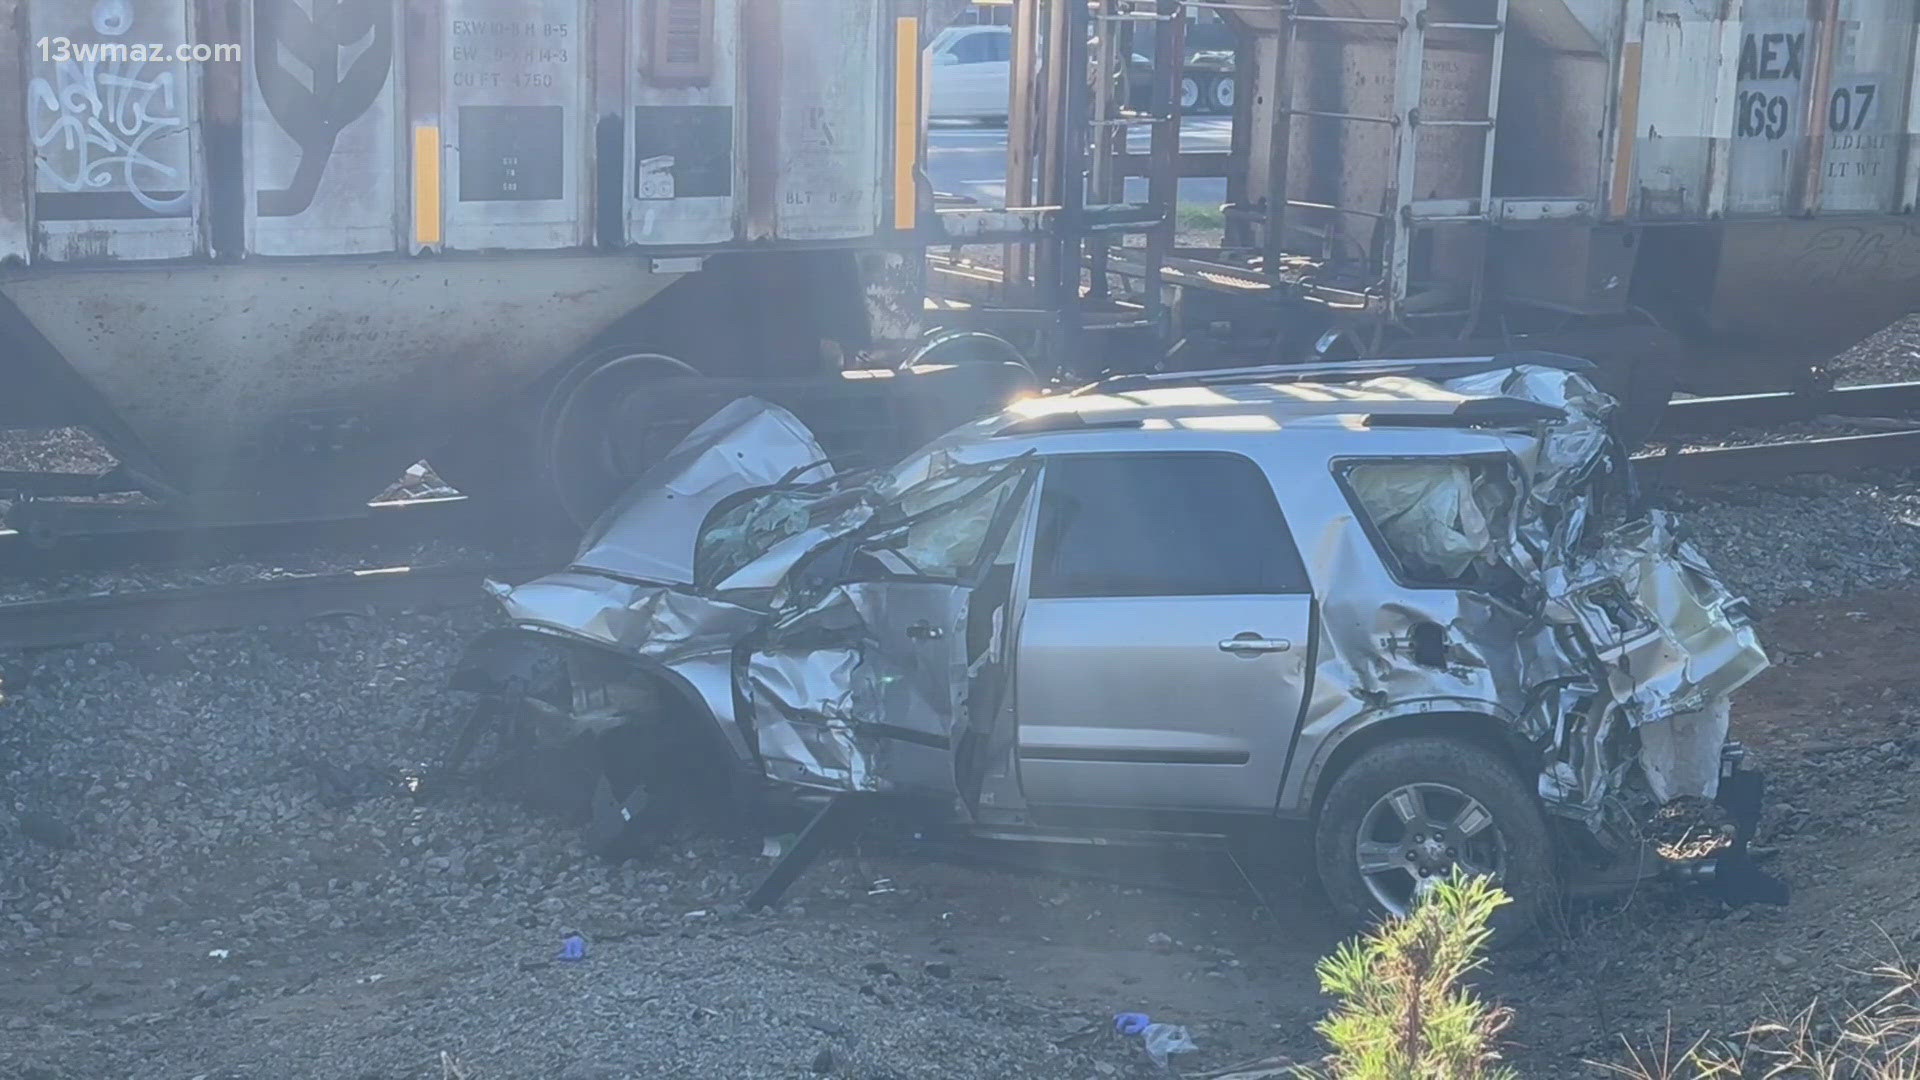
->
[1029,452,1310,598]
[950,31,997,64]
[985,30,1012,63]
[1339,458,1517,590]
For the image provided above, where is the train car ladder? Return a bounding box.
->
[1281,0,1508,317]
[1085,0,1184,314]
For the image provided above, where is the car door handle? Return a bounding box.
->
[1219,634,1291,655]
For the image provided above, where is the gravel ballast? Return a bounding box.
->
[3,468,1918,1077]
[1,611,1269,1078]
[1658,470,1920,610]
[1829,314,1920,386]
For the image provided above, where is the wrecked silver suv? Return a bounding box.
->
[451,356,1773,925]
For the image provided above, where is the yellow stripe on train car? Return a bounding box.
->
[414,125,442,247]
[893,16,920,232]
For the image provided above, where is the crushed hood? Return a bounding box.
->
[497,397,835,657]
[573,396,831,586]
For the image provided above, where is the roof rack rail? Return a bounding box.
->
[1365,397,1567,429]
[993,413,1147,437]
[1079,351,1597,396]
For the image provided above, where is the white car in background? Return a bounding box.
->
[927,24,1014,122]
[928,21,1231,123]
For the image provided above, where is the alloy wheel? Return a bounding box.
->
[1355,781,1508,916]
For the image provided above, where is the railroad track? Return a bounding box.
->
[0,493,568,578]
[4,433,1904,652]
[0,561,551,651]
[1635,380,1920,486]
[0,379,1913,651]
[1634,428,1920,486]
[0,437,1907,650]
[1656,380,1920,435]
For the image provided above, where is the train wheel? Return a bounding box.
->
[538,349,707,529]
[902,328,1037,379]
[1207,75,1234,114]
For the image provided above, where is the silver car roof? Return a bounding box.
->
[894,372,1552,476]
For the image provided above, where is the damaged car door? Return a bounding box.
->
[1014,452,1318,812]
[740,457,1039,811]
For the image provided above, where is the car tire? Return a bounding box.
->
[1179,75,1201,113]
[1313,737,1557,938]
[1206,75,1234,114]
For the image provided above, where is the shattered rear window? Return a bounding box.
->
[1341,457,1517,589]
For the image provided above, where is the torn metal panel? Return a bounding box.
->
[480,401,837,773]
[744,582,971,795]
[1312,364,1767,840]
[1638,697,1733,804]
[740,456,1038,798]
[574,397,830,585]
[1442,362,1621,574]
[494,572,765,663]
[745,641,875,790]
[498,400,1035,800]
[1552,511,1769,727]
[1442,363,1616,495]
[1536,693,1633,833]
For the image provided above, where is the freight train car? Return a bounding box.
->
[964,0,1920,435]
[0,0,990,534]
[1253,0,1920,388]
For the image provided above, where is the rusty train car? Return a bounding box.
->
[9,0,1920,535]
[0,0,954,533]
[1018,0,1920,423]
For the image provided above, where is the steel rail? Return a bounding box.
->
[1633,429,1920,486]
[0,562,551,651]
[0,495,563,579]
[15,427,1894,650]
[1657,381,1920,435]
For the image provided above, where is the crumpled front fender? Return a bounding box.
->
[447,625,755,774]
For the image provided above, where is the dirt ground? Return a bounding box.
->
[3,587,1917,1078]
[1489,586,1920,1071]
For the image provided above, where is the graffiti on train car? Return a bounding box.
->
[26,0,190,218]
[1787,221,1920,288]
[253,0,393,217]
